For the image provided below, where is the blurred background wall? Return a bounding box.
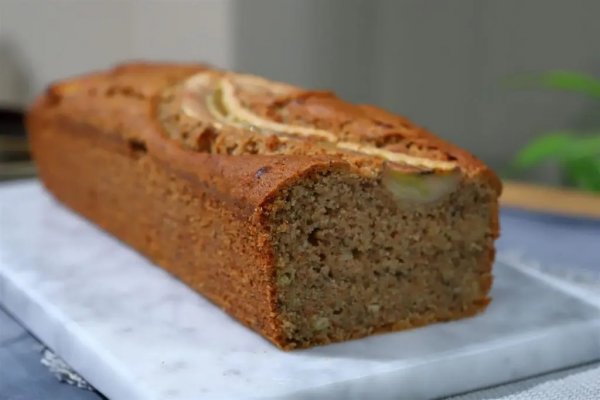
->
[1,0,599,175]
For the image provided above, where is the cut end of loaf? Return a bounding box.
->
[267,169,497,349]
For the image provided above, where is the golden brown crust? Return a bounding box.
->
[27,62,500,349]
[35,61,501,191]
[32,64,341,214]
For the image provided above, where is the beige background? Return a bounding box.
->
[1,0,599,174]
[0,0,234,107]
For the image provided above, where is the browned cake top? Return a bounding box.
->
[158,69,491,175]
[32,62,501,211]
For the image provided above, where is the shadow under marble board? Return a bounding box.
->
[1,180,599,400]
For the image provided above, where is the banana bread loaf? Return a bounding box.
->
[27,62,501,349]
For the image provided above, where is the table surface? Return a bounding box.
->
[1,181,599,400]
[501,180,600,219]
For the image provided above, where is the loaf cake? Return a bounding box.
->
[27,62,501,349]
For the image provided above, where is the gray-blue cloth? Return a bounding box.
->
[498,209,600,281]
[0,307,104,400]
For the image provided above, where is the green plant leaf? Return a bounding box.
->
[563,135,600,192]
[566,134,600,158]
[506,67,600,192]
[506,71,600,100]
[564,155,600,192]
[539,71,600,99]
[509,133,600,192]
[511,132,575,171]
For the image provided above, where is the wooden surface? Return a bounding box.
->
[501,180,600,219]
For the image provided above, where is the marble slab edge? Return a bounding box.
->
[0,264,152,400]
[1,256,600,400]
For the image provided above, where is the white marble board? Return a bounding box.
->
[1,181,599,400]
